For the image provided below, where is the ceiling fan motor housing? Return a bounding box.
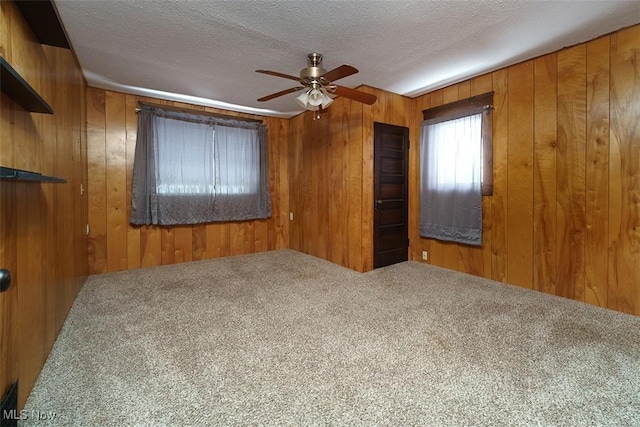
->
[300,53,327,84]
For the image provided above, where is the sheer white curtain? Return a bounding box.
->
[155,117,215,195]
[130,106,271,225]
[420,112,483,245]
[214,125,260,195]
[212,123,270,220]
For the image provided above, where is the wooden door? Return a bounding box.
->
[373,122,409,268]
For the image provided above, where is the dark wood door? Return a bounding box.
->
[373,122,409,268]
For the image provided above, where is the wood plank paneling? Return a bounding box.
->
[140,225,162,267]
[458,81,471,100]
[264,116,287,252]
[490,69,509,283]
[0,183,18,403]
[1,0,88,408]
[409,93,430,264]
[87,90,289,272]
[125,95,141,269]
[161,228,176,265]
[0,1,12,60]
[174,226,193,263]
[557,45,587,301]
[192,225,206,261]
[229,222,246,256]
[288,114,304,252]
[301,111,315,256]
[507,61,534,289]
[304,111,320,256]
[243,221,255,255]
[204,223,222,259]
[346,99,363,271]
[585,36,610,308]
[17,184,46,408]
[327,104,345,265]
[105,91,127,272]
[470,75,494,279]
[608,25,640,314]
[409,25,639,315]
[87,87,107,274]
[274,118,290,250]
[533,53,558,295]
[316,114,328,260]
[53,45,86,332]
[40,50,57,346]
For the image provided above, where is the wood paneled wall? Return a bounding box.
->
[288,87,411,272]
[0,1,88,408]
[288,98,365,270]
[410,25,640,315]
[86,89,289,274]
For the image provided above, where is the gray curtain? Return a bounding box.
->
[419,113,482,246]
[130,106,271,225]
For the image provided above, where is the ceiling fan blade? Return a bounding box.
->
[321,65,358,83]
[256,69,301,82]
[332,85,377,105]
[257,87,304,102]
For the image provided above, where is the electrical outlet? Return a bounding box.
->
[289,212,294,221]
[421,251,428,261]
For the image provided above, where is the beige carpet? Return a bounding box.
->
[21,249,640,426]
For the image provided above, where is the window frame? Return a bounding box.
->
[422,91,494,196]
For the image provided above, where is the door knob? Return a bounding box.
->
[0,269,11,292]
[376,199,383,205]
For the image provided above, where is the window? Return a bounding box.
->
[419,92,493,246]
[155,120,259,196]
[130,104,271,225]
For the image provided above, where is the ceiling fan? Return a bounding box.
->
[256,53,377,112]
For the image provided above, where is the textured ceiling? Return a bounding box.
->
[55,0,639,118]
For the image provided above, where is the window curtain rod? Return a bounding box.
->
[422,91,494,120]
[135,101,264,124]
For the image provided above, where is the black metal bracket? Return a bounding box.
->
[0,166,66,183]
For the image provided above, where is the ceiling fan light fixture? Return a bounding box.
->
[296,88,334,111]
[295,91,313,110]
[320,92,334,109]
[307,88,324,107]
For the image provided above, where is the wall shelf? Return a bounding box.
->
[14,0,71,49]
[0,166,66,183]
[1,57,54,114]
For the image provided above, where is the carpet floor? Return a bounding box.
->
[21,249,640,426]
